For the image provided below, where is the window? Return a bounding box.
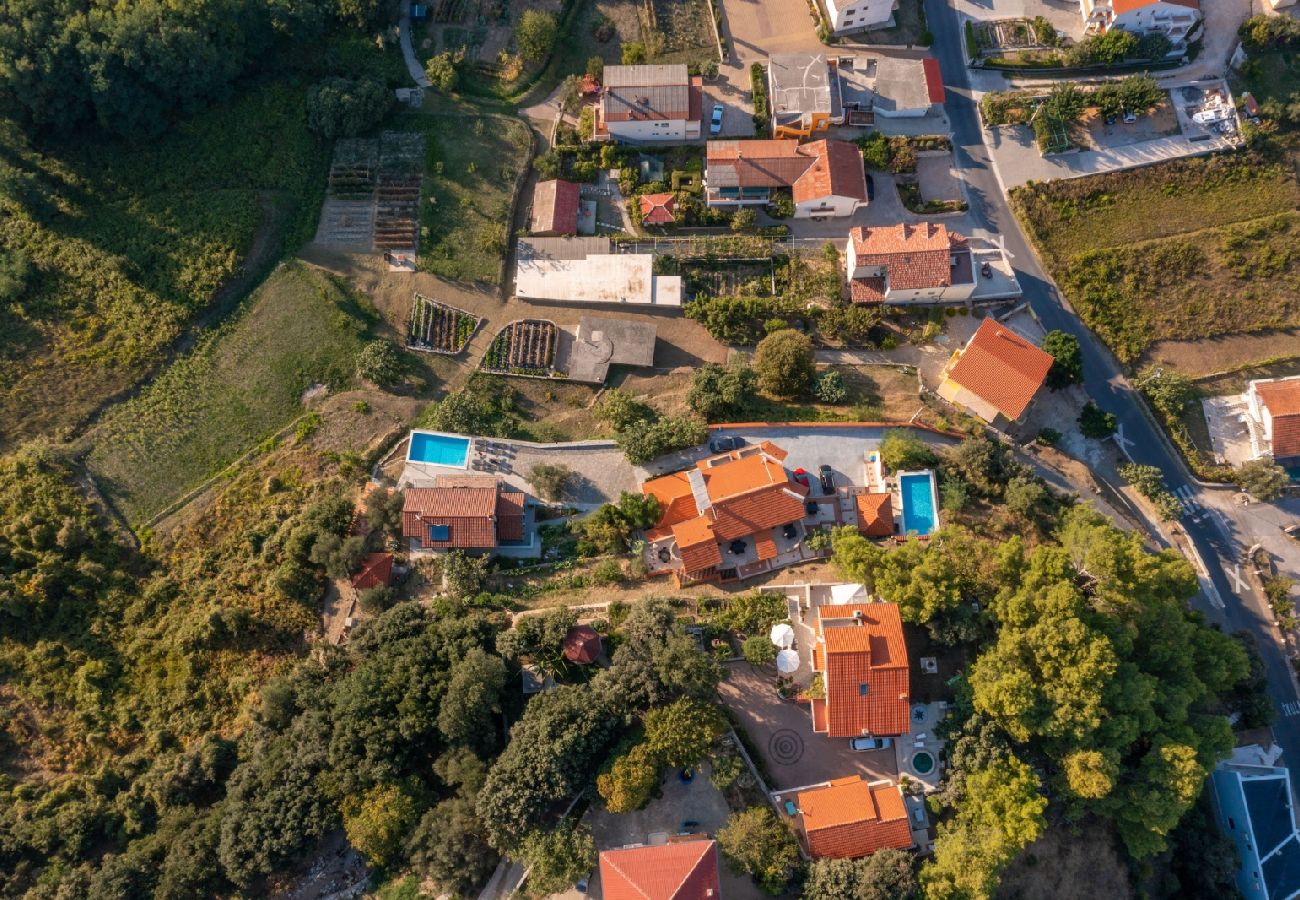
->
[1228,817,1236,830]
[428,524,450,542]
[859,683,869,696]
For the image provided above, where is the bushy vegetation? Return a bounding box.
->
[595,388,708,464]
[306,76,393,139]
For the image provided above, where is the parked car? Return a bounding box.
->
[865,173,875,201]
[793,467,811,490]
[711,104,724,135]
[709,435,740,454]
[981,261,992,279]
[1122,110,1137,124]
[850,736,892,751]
[1284,523,1299,542]
[818,464,835,495]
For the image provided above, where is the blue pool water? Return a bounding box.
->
[900,472,938,536]
[408,432,471,467]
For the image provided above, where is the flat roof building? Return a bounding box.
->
[515,237,682,307]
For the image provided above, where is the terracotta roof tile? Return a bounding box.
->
[599,839,722,900]
[496,491,526,541]
[850,276,886,304]
[530,180,580,235]
[1257,378,1300,458]
[796,777,913,859]
[639,192,677,225]
[755,531,779,561]
[813,603,910,737]
[350,552,394,590]
[792,139,867,204]
[856,493,895,537]
[563,624,603,664]
[849,223,968,292]
[922,58,945,104]
[946,317,1054,421]
[711,484,808,540]
[403,485,499,549]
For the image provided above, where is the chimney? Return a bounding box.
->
[853,610,864,622]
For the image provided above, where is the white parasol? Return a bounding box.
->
[776,649,800,674]
[769,622,795,649]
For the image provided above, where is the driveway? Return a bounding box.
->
[718,664,899,790]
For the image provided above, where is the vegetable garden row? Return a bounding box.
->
[481,319,558,376]
[406,294,479,354]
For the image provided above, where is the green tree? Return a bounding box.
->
[717,807,802,894]
[355,339,404,386]
[753,329,815,398]
[306,77,393,141]
[1236,458,1289,501]
[1061,748,1119,799]
[443,550,490,599]
[341,782,420,868]
[616,415,709,465]
[687,360,758,421]
[643,698,726,769]
[1004,476,1047,521]
[621,41,647,64]
[425,50,463,92]
[921,755,1046,900]
[731,207,759,233]
[1137,367,1197,419]
[805,850,917,900]
[438,648,507,752]
[407,797,499,898]
[742,634,777,666]
[1078,402,1116,438]
[586,55,604,80]
[616,491,662,529]
[519,823,596,896]
[1041,330,1082,388]
[516,10,558,63]
[529,463,572,501]
[596,743,660,812]
[879,429,937,471]
[830,526,885,587]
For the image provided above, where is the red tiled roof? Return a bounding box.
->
[922,58,945,104]
[850,276,886,304]
[600,839,722,900]
[350,552,394,590]
[946,317,1054,421]
[530,180,580,235]
[1112,0,1198,12]
[856,493,894,537]
[497,490,526,541]
[563,624,603,664]
[711,483,807,540]
[792,139,868,204]
[796,777,914,859]
[640,192,677,225]
[813,603,910,738]
[1256,379,1300,459]
[849,223,968,292]
[755,531,778,561]
[403,485,499,549]
[581,74,601,94]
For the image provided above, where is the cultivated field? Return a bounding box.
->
[1013,153,1300,364]
[85,263,374,525]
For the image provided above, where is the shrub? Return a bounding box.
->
[516,10,558,63]
[750,63,770,136]
[1078,402,1116,438]
[753,329,815,398]
[880,429,936,471]
[731,207,759,233]
[586,56,604,81]
[717,807,802,894]
[767,191,795,219]
[597,745,659,812]
[687,360,758,422]
[1041,330,1082,388]
[621,42,647,64]
[529,464,572,501]
[857,132,890,170]
[742,635,776,666]
[1137,367,1197,420]
[1036,427,1061,447]
[0,248,32,305]
[358,585,397,616]
[1236,459,1289,501]
[355,340,404,386]
[814,370,848,404]
[426,50,463,92]
[306,77,392,141]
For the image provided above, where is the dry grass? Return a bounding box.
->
[998,820,1132,900]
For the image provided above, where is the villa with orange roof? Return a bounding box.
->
[1079,0,1201,54]
[936,318,1055,427]
[704,139,868,218]
[809,602,910,739]
[1246,377,1300,465]
[787,776,914,858]
[641,441,815,585]
[845,223,975,305]
[599,838,722,900]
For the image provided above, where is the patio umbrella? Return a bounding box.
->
[775,649,800,674]
[769,622,795,649]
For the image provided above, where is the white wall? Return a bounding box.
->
[795,194,864,218]
[606,118,689,141]
[826,0,896,32]
[884,281,977,303]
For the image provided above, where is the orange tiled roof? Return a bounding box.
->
[849,223,968,292]
[813,603,910,737]
[563,624,603,664]
[755,531,778,561]
[1256,380,1300,459]
[922,58,945,104]
[946,317,1054,421]
[711,483,808,541]
[850,276,887,304]
[350,552,394,590]
[856,493,894,537]
[497,491,526,541]
[600,839,722,900]
[640,192,677,225]
[792,139,868,204]
[796,777,914,859]
[673,516,724,572]
[643,471,698,541]
[402,485,499,549]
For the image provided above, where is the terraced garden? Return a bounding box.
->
[482,319,559,376]
[407,293,480,353]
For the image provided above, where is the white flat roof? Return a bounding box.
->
[515,253,682,306]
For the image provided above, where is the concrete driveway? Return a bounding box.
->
[718,664,899,790]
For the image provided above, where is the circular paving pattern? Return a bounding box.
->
[768,728,805,766]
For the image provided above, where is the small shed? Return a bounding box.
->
[563,624,604,664]
[351,552,394,595]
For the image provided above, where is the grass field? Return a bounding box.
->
[404,112,532,283]
[1012,152,1300,364]
[86,263,375,525]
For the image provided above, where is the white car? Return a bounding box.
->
[849,736,892,751]
[1122,110,1138,124]
[710,104,724,135]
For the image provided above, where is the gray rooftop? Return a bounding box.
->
[556,316,658,384]
[517,236,612,261]
[870,56,934,115]
[603,64,689,87]
[768,54,841,123]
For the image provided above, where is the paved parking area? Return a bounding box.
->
[917,154,962,202]
[718,664,899,790]
[954,0,1084,39]
[1202,394,1254,467]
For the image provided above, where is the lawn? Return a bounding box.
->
[0,36,408,451]
[403,112,532,283]
[648,0,718,64]
[1235,49,1300,110]
[85,263,375,525]
[1012,152,1300,363]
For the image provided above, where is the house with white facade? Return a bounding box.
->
[824,0,897,34]
[1079,0,1202,55]
[845,223,975,303]
[1246,376,1300,466]
[704,139,868,218]
[594,64,702,142]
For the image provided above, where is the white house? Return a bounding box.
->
[704,139,868,218]
[824,0,897,34]
[595,64,702,142]
[1079,0,1202,55]
[845,223,975,303]
[1246,377,1300,465]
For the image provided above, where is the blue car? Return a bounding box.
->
[710,104,724,135]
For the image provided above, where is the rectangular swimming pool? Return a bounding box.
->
[899,471,939,536]
[407,431,471,467]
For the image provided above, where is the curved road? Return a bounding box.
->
[924,0,1300,785]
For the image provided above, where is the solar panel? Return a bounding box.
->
[428,524,450,542]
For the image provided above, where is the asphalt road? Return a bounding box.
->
[923,0,1300,786]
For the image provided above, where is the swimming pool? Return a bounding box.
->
[899,471,939,536]
[407,431,471,467]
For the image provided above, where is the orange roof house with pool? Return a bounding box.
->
[809,602,910,738]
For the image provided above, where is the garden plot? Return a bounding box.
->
[648,0,717,61]
[681,259,777,299]
[482,319,560,377]
[406,293,480,354]
[314,133,424,253]
[375,132,425,253]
